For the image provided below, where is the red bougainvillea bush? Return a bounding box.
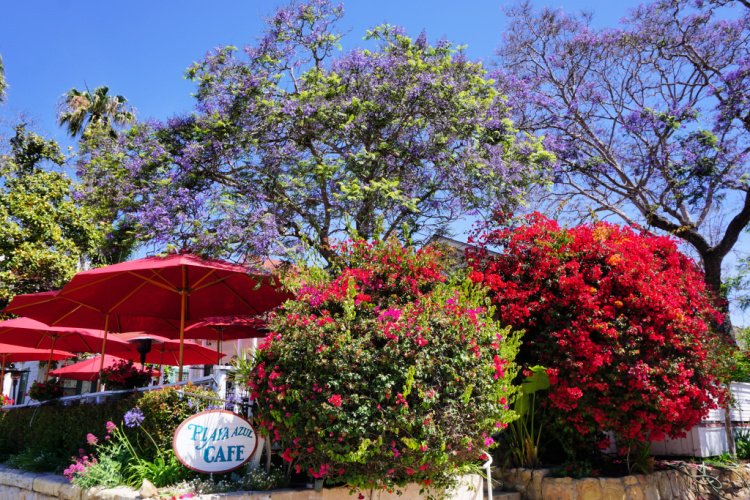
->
[250,239,521,491]
[467,214,729,457]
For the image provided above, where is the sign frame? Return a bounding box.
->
[172,409,259,474]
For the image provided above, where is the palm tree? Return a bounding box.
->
[0,54,7,102]
[58,86,135,138]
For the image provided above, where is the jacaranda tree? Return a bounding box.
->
[467,214,730,465]
[76,0,551,265]
[497,0,750,320]
[250,239,521,491]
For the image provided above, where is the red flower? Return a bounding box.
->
[468,213,729,447]
[327,394,342,407]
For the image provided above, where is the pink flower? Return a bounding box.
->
[105,421,116,433]
[328,394,342,407]
[86,433,98,445]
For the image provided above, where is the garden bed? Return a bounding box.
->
[0,464,485,499]
[496,464,750,499]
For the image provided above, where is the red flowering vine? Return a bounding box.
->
[467,214,729,452]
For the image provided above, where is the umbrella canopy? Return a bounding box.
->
[5,292,181,334]
[184,315,268,365]
[0,317,133,354]
[0,343,74,364]
[0,343,74,389]
[184,315,268,341]
[0,317,135,381]
[50,355,158,382]
[5,253,290,379]
[113,333,226,366]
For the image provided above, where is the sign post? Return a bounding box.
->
[173,410,258,474]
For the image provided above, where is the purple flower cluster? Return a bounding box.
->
[75,0,548,265]
[123,407,145,428]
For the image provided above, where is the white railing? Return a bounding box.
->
[3,375,217,409]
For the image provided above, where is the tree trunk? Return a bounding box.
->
[701,252,736,458]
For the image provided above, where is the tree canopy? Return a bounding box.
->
[77,0,551,265]
[0,54,6,102]
[497,0,750,309]
[0,125,102,310]
[58,86,135,139]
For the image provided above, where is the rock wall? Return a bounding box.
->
[0,464,484,499]
[498,465,750,500]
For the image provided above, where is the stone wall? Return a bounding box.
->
[0,464,484,499]
[497,465,750,500]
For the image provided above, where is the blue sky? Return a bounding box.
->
[0,0,644,145]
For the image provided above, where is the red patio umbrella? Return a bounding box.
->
[184,315,268,364]
[50,355,159,382]
[5,253,290,380]
[5,292,181,334]
[0,317,134,380]
[113,333,226,366]
[0,343,74,389]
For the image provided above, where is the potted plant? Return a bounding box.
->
[28,379,63,401]
[100,359,155,390]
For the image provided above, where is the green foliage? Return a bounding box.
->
[501,366,550,468]
[0,396,137,469]
[133,385,219,460]
[0,385,217,474]
[58,86,135,139]
[6,448,67,472]
[229,350,255,390]
[724,348,750,383]
[183,466,286,494]
[251,239,521,491]
[71,453,124,489]
[734,429,750,461]
[123,450,190,488]
[0,124,103,309]
[0,53,6,102]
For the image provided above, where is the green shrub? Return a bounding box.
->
[6,448,67,472]
[132,384,220,460]
[0,396,137,470]
[0,383,218,473]
[70,454,124,489]
[251,239,521,491]
[735,429,750,460]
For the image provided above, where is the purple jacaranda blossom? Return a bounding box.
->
[76,0,550,267]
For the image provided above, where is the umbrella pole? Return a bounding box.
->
[1,356,6,397]
[96,314,110,392]
[178,267,187,382]
[44,337,57,382]
[218,332,223,366]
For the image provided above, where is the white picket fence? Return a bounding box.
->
[649,382,750,457]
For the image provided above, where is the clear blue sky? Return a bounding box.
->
[0,0,643,145]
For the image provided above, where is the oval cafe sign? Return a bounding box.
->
[173,410,258,473]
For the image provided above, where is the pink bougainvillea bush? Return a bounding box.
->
[250,239,520,491]
[467,214,730,457]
